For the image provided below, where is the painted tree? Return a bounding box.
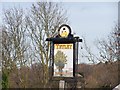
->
[54,50,67,76]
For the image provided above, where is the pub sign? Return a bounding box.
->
[46,24,82,80]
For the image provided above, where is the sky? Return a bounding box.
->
[0,1,119,63]
[63,2,118,63]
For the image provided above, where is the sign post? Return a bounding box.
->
[46,24,82,89]
[59,80,65,90]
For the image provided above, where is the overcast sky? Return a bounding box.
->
[0,1,119,63]
[63,2,118,63]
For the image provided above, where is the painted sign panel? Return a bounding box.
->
[54,44,73,77]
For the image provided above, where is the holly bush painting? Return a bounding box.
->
[54,50,67,76]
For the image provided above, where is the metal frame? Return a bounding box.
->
[47,37,81,81]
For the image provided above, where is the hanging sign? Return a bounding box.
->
[46,24,82,80]
[54,43,74,77]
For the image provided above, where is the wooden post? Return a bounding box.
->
[59,80,65,90]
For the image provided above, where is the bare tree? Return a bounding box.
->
[2,8,29,88]
[95,25,120,63]
[80,37,99,64]
[25,2,68,87]
[0,27,2,89]
[2,27,12,88]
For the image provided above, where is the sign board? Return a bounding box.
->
[53,44,74,77]
[46,24,82,80]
